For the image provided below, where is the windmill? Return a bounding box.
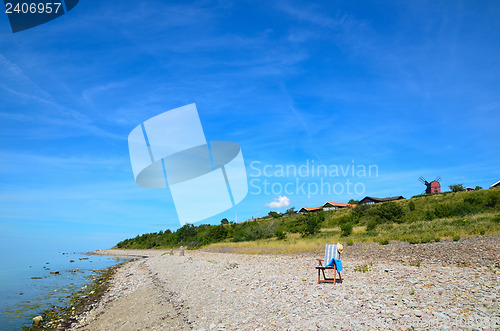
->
[419,176,442,194]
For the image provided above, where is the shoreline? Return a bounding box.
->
[1,251,132,331]
[69,235,499,330]
[21,261,130,330]
[68,250,190,330]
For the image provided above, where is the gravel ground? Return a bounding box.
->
[71,235,499,330]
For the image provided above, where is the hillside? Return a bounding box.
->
[115,187,500,251]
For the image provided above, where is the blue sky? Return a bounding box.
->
[1,0,499,251]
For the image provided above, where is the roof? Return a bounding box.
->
[490,180,500,189]
[359,196,405,204]
[299,206,323,212]
[323,201,350,208]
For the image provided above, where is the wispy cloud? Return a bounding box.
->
[82,82,128,105]
[0,54,54,101]
[274,1,347,29]
[0,150,129,173]
[0,54,125,140]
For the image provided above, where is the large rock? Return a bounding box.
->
[33,316,43,325]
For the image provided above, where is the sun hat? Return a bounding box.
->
[337,243,344,254]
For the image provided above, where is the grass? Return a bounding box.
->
[205,211,500,254]
[206,235,329,254]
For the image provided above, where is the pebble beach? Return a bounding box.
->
[70,235,499,330]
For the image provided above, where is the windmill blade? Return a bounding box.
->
[419,176,427,184]
[434,176,442,182]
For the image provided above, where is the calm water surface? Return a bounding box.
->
[0,247,130,330]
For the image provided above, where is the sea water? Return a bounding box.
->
[0,247,131,330]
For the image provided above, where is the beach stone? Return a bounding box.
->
[33,316,43,325]
[434,312,448,319]
[73,236,500,330]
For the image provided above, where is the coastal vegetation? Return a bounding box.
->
[115,187,500,252]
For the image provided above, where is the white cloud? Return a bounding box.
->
[265,196,291,209]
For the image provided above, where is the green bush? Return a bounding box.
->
[485,191,500,208]
[434,204,452,218]
[433,202,480,219]
[232,233,250,242]
[464,195,483,206]
[352,204,370,220]
[283,217,306,233]
[301,211,324,236]
[247,221,277,240]
[408,201,416,211]
[208,225,228,242]
[425,210,434,220]
[372,201,406,223]
[337,212,361,227]
[340,222,353,237]
[268,211,281,218]
[453,203,480,217]
[177,224,197,243]
[378,239,389,245]
[274,230,287,240]
[449,184,465,192]
[366,218,378,231]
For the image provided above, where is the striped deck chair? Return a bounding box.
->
[316,244,343,284]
